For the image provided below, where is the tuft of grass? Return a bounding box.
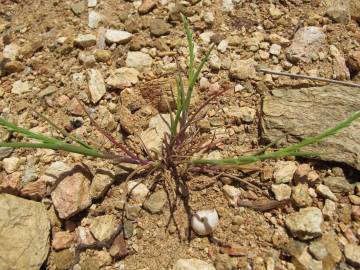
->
[1,15,360,178]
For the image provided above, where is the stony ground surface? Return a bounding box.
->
[1,0,360,269]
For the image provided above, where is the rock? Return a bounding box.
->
[323,176,352,193]
[143,190,167,213]
[106,67,139,90]
[76,226,96,246]
[269,44,281,56]
[90,214,120,242]
[349,195,360,205]
[0,172,21,195]
[229,58,257,80]
[223,106,256,123]
[326,0,350,24]
[217,40,228,53]
[309,241,328,260]
[293,164,312,184]
[79,52,96,67]
[285,207,323,240]
[52,249,76,270]
[347,50,360,72]
[0,194,50,270]
[41,161,71,185]
[330,45,350,80]
[209,53,221,70]
[110,233,128,258]
[51,172,92,219]
[322,199,336,220]
[11,80,31,94]
[292,184,313,208]
[52,231,75,250]
[127,181,149,203]
[105,29,132,44]
[222,0,234,12]
[292,246,322,270]
[150,19,171,37]
[214,253,238,270]
[222,185,241,206]
[344,244,360,267]
[71,1,85,15]
[286,27,326,63]
[88,11,102,29]
[90,171,115,199]
[88,0,97,7]
[173,259,216,270]
[21,178,46,200]
[203,11,215,24]
[3,43,20,60]
[271,184,291,201]
[350,0,360,22]
[273,161,297,184]
[38,85,58,97]
[138,0,157,14]
[140,114,171,153]
[74,34,96,48]
[0,147,13,159]
[261,86,360,170]
[3,61,25,74]
[3,156,20,173]
[88,69,106,103]
[120,88,145,112]
[316,184,338,201]
[126,51,153,71]
[94,49,111,62]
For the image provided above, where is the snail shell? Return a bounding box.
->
[191,209,219,236]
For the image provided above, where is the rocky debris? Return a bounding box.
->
[138,0,157,14]
[261,86,360,170]
[344,244,360,267]
[173,259,216,270]
[126,51,153,71]
[51,172,92,219]
[90,171,115,199]
[330,45,350,80]
[41,161,71,185]
[3,156,20,173]
[21,178,47,200]
[273,161,297,184]
[3,43,20,60]
[127,181,149,203]
[88,69,106,103]
[90,214,120,242]
[52,231,75,251]
[88,0,97,8]
[229,58,257,80]
[293,164,312,184]
[323,176,352,193]
[322,199,336,220]
[308,241,328,261]
[0,194,50,270]
[52,248,76,270]
[143,190,167,213]
[3,60,25,74]
[150,19,171,37]
[106,67,139,90]
[292,184,313,208]
[105,29,132,44]
[110,233,128,258]
[287,241,322,270]
[76,226,96,246]
[0,172,21,195]
[271,184,291,201]
[214,253,238,270]
[11,80,31,94]
[223,106,256,123]
[285,207,323,240]
[316,184,338,201]
[286,27,326,63]
[222,185,241,206]
[74,34,96,48]
[326,0,350,24]
[347,50,360,72]
[140,113,170,153]
[0,147,13,159]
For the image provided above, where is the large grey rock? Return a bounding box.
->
[261,86,360,170]
[0,194,50,270]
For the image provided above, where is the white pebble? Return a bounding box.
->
[191,209,219,236]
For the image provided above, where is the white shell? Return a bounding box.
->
[191,209,219,236]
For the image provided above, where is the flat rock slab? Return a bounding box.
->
[261,85,360,170]
[0,193,50,270]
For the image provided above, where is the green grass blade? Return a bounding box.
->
[190,111,360,166]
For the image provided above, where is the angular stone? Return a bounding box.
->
[138,0,157,14]
[90,214,120,242]
[326,0,350,24]
[173,259,216,270]
[88,11,102,29]
[126,51,153,71]
[71,1,85,15]
[271,184,291,201]
[0,194,50,270]
[109,233,128,258]
[261,86,360,170]
[229,58,257,80]
[3,156,20,173]
[21,178,46,200]
[11,80,31,94]
[52,231,75,251]
[127,181,149,203]
[105,29,132,44]
[150,19,171,37]
[51,172,92,219]
[323,176,352,193]
[88,69,106,103]
[140,114,170,153]
[273,161,297,184]
[223,106,256,123]
[41,161,71,185]
[286,27,326,63]
[222,185,241,206]
[0,172,21,195]
[344,244,360,267]
[3,60,25,74]
[3,43,20,61]
[106,67,139,90]
[90,171,114,199]
[52,249,76,270]
[292,184,313,208]
[316,184,338,201]
[74,34,96,48]
[143,190,167,213]
[285,207,323,240]
[322,199,336,220]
